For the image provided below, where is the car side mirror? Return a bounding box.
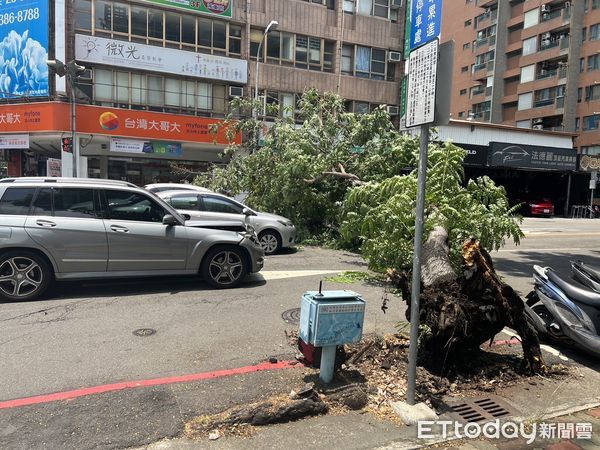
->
[242,207,253,216]
[182,213,191,221]
[162,214,178,226]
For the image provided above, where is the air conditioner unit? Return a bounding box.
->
[541,4,550,12]
[533,124,543,130]
[391,0,403,9]
[229,86,244,97]
[388,51,402,62]
[542,32,551,39]
[386,105,400,116]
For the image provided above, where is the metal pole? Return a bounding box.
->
[253,38,264,120]
[406,123,429,405]
[591,188,595,219]
[69,73,77,178]
[564,172,571,217]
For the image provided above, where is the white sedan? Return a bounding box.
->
[156,190,297,255]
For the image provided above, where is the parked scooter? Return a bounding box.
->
[525,265,600,358]
[571,260,600,293]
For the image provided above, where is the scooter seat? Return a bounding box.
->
[577,261,600,282]
[547,270,600,307]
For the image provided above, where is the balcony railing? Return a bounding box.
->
[473,110,491,121]
[533,96,564,108]
[471,87,486,97]
[540,9,561,23]
[473,62,487,72]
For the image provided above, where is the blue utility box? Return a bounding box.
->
[299,290,365,347]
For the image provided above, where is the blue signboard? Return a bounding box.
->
[0,0,49,98]
[409,0,443,51]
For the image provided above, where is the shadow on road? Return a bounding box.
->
[494,250,600,280]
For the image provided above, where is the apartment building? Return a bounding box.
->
[443,0,599,154]
[0,0,405,185]
[440,0,600,210]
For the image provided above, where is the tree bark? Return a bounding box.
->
[388,229,546,374]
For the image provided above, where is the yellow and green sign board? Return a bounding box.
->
[141,0,233,18]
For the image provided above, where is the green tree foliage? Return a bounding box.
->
[198,89,523,269]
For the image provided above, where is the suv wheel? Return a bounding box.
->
[201,246,248,289]
[258,230,282,255]
[0,251,52,302]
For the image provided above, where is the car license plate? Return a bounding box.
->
[543,209,550,213]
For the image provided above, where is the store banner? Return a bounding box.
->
[0,102,240,145]
[46,158,61,177]
[460,144,488,167]
[77,105,240,145]
[0,0,49,98]
[0,134,29,149]
[75,34,247,84]
[110,138,183,157]
[578,154,600,172]
[489,142,577,171]
[139,0,233,17]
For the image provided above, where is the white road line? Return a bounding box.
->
[496,248,590,253]
[499,328,569,361]
[248,270,348,281]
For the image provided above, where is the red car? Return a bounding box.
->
[528,199,554,217]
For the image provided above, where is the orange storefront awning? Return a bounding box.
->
[0,102,240,145]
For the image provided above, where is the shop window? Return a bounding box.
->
[165,13,181,42]
[131,6,147,37]
[94,69,113,101]
[148,9,163,39]
[74,0,92,31]
[95,1,112,32]
[112,2,129,34]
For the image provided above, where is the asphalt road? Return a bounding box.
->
[1,218,599,449]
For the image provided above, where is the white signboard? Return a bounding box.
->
[406,39,439,128]
[110,138,146,154]
[75,34,248,84]
[0,134,29,149]
[46,158,62,177]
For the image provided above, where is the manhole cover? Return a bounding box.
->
[282,308,301,324]
[446,395,516,423]
[133,328,156,337]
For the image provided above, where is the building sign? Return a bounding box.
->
[0,0,49,98]
[46,158,61,177]
[110,138,183,157]
[460,144,489,166]
[409,0,442,51]
[0,134,29,149]
[489,142,577,171]
[77,105,240,145]
[140,0,233,17]
[406,39,438,128]
[75,35,247,84]
[579,154,600,172]
[0,102,240,145]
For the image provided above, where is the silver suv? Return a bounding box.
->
[0,178,264,301]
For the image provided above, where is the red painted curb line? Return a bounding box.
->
[0,360,299,410]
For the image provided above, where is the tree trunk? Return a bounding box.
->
[389,228,546,374]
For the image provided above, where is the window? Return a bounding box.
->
[594,0,600,9]
[165,13,181,42]
[165,78,181,107]
[112,2,129,34]
[343,44,390,79]
[198,82,212,110]
[95,1,112,32]
[461,65,469,72]
[148,9,163,39]
[170,195,201,210]
[182,16,196,45]
[523,9,539,28]
[115,71,129,103]
[74,0,92,30]
[105,191,166,222]
[588,54,600,71]
[583,115,600,131]
[148,75,163,106]
[575,117,580,130]
[580,57,585,73]
[578,87,583,103]
[302,0,335,7]
[229,25,242,55]
[582,27,587,42]
[463,42,470,50]
[520,64,535,83]
[0,188,35,215]
[460,89,467,95]
[53,189,96,218]
[585,84,600,101]
[31,189,52,216]
[267,31,282,60]
[522,36,537,56]
[591,24,600,41]
[201,196,243,214]
[342,45,354,74]
[343,0,355,13]
[516,120,530,128]
[464,19,472,27]
[458,111,465,118]
[373,0,390,18]
[94,69,113,101]
[131,6,147,37]
[250,29,264,61]
[518,92,533,110]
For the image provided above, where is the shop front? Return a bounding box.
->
[0,102,239,185]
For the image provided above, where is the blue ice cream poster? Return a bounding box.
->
[0,0,49,98]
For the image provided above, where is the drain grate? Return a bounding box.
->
[446,395,515,423]
[282,308,301,324]
[133,328,156,337]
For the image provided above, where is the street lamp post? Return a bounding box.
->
[47,59,86,178]
[253,20,279,122]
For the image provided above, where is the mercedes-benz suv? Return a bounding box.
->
[0,178,264,301]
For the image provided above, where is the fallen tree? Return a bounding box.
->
[388,226,546,375]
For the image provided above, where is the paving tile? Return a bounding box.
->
[494,439,530,450]
[585,408,600,419]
